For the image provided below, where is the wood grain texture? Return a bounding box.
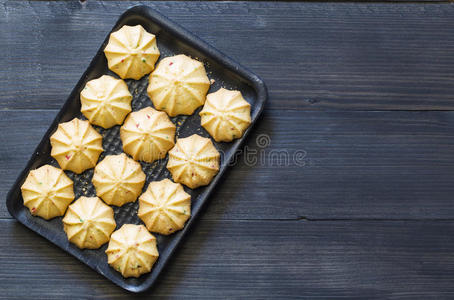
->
[2,219,454,299]
[3,109,454,220]
[3,1,454,298]
[2,1,454,110]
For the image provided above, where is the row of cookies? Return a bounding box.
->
[21,161,191,277]
[98,24,252,141]
[81,67,251,143]
[50,114,221,189]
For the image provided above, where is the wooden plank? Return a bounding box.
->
[2,219,454,298]
[2,1,454,110]
[3,109,454,220]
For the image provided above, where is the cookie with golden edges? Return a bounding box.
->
[50,118,103,174]
[147,54,210,117]
[63,196,116,249]
[167,134,220,189]
[104,25,160,80]
[105,224,159,278]
[200,88,251,142]
[92,153,145,206]
[21,165,74,220]
[138,179,191,235]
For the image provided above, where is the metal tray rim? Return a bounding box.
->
[6,5,268,293]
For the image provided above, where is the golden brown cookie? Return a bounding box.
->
[120,107,175,163]
[50,118,103,174]
[167,134,220,189]
[147,54,210,116]
[21,165,74,220]
[80,75,132,129]
[62,196,116,249]
[200,88,251,142]
[104,25,160,80]
[138,179,191,235]
[105,224,159,278]
[92,153,146,206]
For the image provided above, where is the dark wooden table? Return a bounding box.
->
[2,1,454,298]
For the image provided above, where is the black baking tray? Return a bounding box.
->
[6,5,267,293]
